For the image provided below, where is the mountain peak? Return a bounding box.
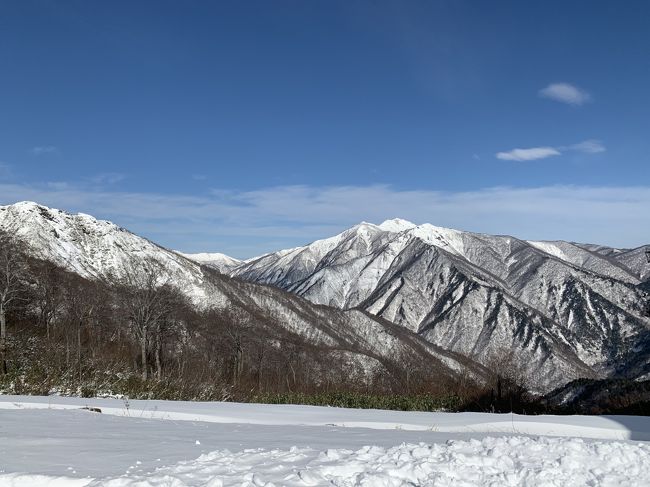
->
[4,201,48,211]
[378,218,417,233]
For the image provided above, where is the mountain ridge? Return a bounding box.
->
[4,201,649,392]
[191,216,650,391]
[0,201,487,389]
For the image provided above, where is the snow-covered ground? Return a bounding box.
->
[0,395,649,486]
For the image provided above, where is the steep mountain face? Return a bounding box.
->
[212,219,650,392]
[0,202,486,387]
[574,243,650,282]
[0,202,212,303]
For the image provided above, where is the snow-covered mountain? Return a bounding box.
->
[0,201,213,302]
[214,218,650,390]
[177,252,243,274]
[0,202,486,387]
[6,201,648,392]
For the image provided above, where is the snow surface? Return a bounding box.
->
[377,218,417,233]
[0,202,211,304]
[179,253,242,266]
[0,396,649,486]
[178,252,243,273]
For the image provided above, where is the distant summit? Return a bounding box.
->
[377,218,417,233]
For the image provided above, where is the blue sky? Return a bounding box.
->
[1,1,649,257]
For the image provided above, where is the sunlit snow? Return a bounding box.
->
[0,396,649,486]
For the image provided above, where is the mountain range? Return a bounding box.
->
[185,218,650,392]
[2,201,649,393]
[0,201,486,389]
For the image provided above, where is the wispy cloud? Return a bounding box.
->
[496,147,561,161]
[0,182,648,257]
[497,140,605,162]
[30,146,59,156]
[539,83,591,106]
[88,173,126,185]
[567,139,606,154]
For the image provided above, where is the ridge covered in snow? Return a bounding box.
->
[225,217,650,391]
[177,251,243,273]
[377,217,418,233]
[4,200,649,392]
[0,201,211,302]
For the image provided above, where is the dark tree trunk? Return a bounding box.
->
[141,329,148,381]
[0,306,6,375]
[77,320,82,383]
[233,339,243,385]
[155,325,162,380]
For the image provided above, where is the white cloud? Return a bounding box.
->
[0,182,648,257]
[496,147,561,161]
[568,139,606,154]
[498,139,606,162]
[31,146,59,156]
[539,83,591,106]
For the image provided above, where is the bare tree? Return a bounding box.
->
[31,261,65,340]
[115,259,180,380]
[223,308,253,386]
[152,288,187,380]
[62,274,100,381]
[0,231,30,374]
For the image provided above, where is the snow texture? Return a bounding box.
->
[177,252,243,273]
[82,437,650,487]
[0,396,649,486]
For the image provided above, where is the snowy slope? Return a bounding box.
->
[178,251,243,273]
[230,219,650,391]
[1,396,649,486]
[0,201,211,303]
[3,394,650,440]
[577,242,650,282]
[0,202,485,386]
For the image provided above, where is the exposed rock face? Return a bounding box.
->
[222,219,650,392]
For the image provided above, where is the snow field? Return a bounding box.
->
[4,436,649,486]
[106,437,650,486]
[2,395,649,441]
[1,397,650,486]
